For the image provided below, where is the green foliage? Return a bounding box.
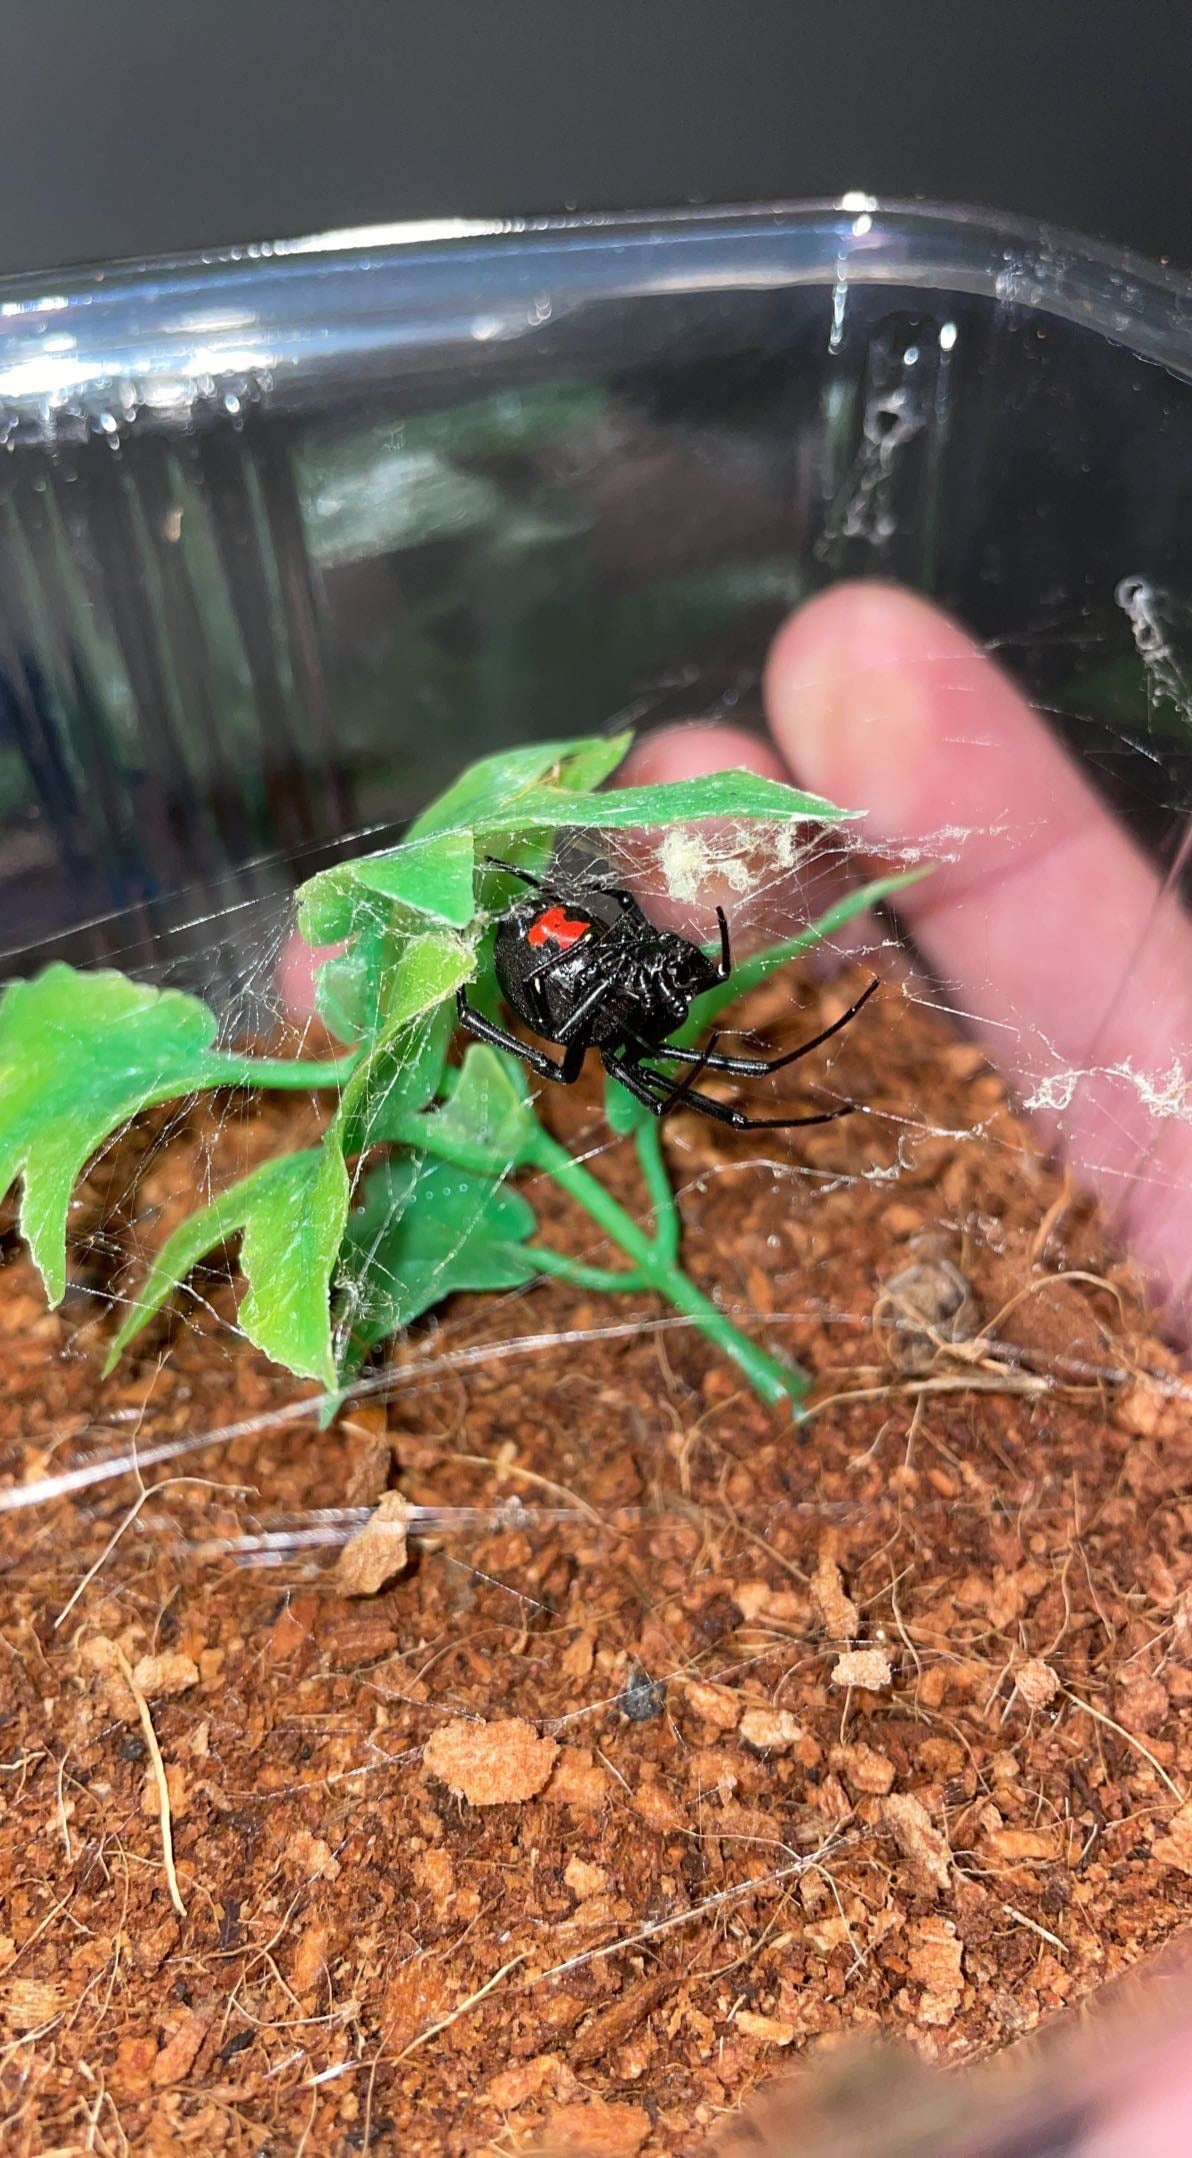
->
[413,1046,538,1176]
[0,724,915,1416]
[337,1155,538,1378]
[0,966,322,1308]
[105,1146,348,1388]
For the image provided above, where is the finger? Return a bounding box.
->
[764,583,1192,1315]
[278,933,347,1028]
[619,722,872,966]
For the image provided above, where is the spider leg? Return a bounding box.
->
[637,972,881,1078]
[651,1031,726,1116]
[622,1027,789,1078]
[600,1051,677,1118]
[482,856,543,888]
[553,947,632,1042]
[756,973,881,1071]
[604,1048,858,1131]
[715,905,731,982]
[455,989,587,1083]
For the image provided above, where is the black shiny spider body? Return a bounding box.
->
[494,881,720,1055]
[455,857,877,1132]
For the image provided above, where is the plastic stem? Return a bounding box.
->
[631,1117,682,1265]
[216,1050,362,1092]
[522,1126,806,1411]
[528,1245,648,1295]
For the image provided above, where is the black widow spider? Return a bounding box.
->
[454,857,878,1132]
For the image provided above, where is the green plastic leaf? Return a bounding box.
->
[312,910,390,1045]
[303,899,477,1055]
[105,1152,294,1372]
[375,927,476,1038]
[337,1154,538,1367]
[239,1143,348,1386]
[336,1001,454,1155]
[414,1044,537,1175]
[333,930,475,1156]
[0,965,247,1305]
[295,864,365,948]
[475,766,854,837]
[407,732,633,839]
[105,1143,347,1388]
[349,829,477,927]
[298,829,477,948]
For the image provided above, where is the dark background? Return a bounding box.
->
[1,0,1190,279]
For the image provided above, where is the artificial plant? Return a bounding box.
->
[0,731,913,1415]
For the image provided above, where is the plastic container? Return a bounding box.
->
[2,202,1191,2155]
[2,198,1191,989]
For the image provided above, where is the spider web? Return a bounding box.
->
[2,591,1188,1574]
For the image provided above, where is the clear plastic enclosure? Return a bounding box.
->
[2,200,1191,971]
[1,204,1190,2156]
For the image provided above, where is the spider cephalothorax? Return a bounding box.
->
[454,857,877,1131]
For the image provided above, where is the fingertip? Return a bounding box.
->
[278,932,345,1023]
[763,581,1010,831]
[617,721,793,943]
[619,720,787,790]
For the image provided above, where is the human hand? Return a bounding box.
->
[625,582,1192,1336]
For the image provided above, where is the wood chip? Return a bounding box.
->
[1014,1657,1060,1711]
[422,1717,558,1806]
[739,1707,803,1752]
[561,1628,596,1680]
[285,1830,341,1880]
[907,1915,964,2026]
[681,1677,741,1730]
[542,2099,650,2154]
[152,2006,213,2086]
[1116,1674,1169,1735]
[486,2055,558,2110]
[1151,1799,1192,1876]
[542,1748,612,1810]
[564,1856,609,1901]
[291,1921,332,1995]
[883,1792,952,1892]
[830,1647,892,1692]
[132,1651,200,1698]
[1116,1378,1165,1437]
[570,1975,671,2068]
[1172,1587,1192,1662]
[331,1493,413,1596]
[735,2009,796,2045]
[632,1773,686,1833]
[812,1548,860,1640]
[830,1741,896,1795]
[379,1956,448,2048]
[876,1255,977,1368]
[79,1635,138,1722]
[1,1977,64,2032]
[981,1825,1059,1863]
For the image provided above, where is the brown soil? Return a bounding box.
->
[1,969,1190,2157]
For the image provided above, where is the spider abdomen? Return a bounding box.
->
[492,886,717,1053]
